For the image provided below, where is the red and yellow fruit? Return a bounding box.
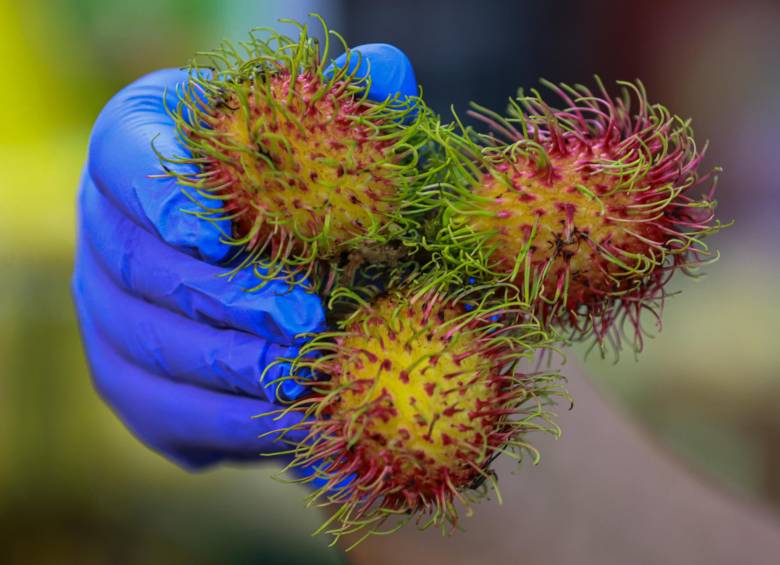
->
[266,288,562,542]
[161,21,427,287]
[163,17,728,548]
[432,79,725,349]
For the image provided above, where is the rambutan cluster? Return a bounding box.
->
[162,15,726,548]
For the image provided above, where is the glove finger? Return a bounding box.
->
[72,279,308,470]
[74,240,303,401]
[88,68,230,263]
[78,174,325,345]
[324,43,418,104]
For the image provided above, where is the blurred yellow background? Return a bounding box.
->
[1,0,778,563]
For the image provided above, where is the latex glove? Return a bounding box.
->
[72,43,419,470]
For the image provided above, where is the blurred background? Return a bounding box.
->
[1,0,778,563]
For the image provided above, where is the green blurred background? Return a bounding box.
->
[1,0,778,563]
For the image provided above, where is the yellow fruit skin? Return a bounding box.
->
[203,71,399,255]
[324,296,497,493]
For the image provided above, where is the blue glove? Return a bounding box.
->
[72,43,418,470]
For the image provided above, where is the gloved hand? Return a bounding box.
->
[72,43,419,470]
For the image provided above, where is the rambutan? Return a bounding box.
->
[159,18,430,289]
[150,15,732,547]
[263,287,563,545]
[428,78,726,351]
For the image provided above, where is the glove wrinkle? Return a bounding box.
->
[81,178,325,343]
[77,234,295,400]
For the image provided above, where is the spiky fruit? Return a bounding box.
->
[159,18,428,288]
[431,79,725,350]
[264,288,563,545]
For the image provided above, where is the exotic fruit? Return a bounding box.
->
[159,18,428,288]
[265,288,563,545]
[152,14,732,549]
[433,79,725,350]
